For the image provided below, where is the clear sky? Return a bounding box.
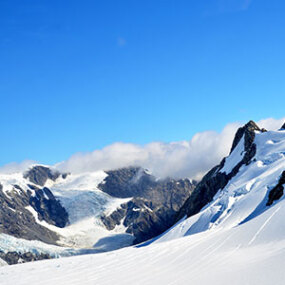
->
[0,0,284,166]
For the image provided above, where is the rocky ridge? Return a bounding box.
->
[99,168,196,243]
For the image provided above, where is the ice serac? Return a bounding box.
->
[176,120,262,220]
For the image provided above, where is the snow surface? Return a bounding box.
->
[220,134,245,174]
[1,199,285,284]
[1,130,285,284]
[0,172,31,194]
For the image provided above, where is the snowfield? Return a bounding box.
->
[1,129,285,284]
[1,201,285,285]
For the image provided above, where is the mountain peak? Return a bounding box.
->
[230,120,261,154]
[23,165,62,186]
[244,120,260,130]
[281,122,285,130]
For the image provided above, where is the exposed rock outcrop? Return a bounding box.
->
[29,186,68,228]
[23,165,67,186]
[0,179,68,244]
[0,250,52,265]
[267,171,285,206]
[0,184,60,244]
[99,168,156,198]
[230,120,261,153]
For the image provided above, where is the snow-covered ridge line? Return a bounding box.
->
[157,128,285,243]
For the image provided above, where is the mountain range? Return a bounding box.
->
[0,120,285,285]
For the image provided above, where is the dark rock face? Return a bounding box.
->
[102,197,182,244]
[281,122,285,130]
[0,184,60,244]
[0,179,69,244]
[99,168,156,198]
[230,120,262,154]
[99,168,196,244]
[0,250,52,265]
[177,120,262,221]
[29,186,68,228]
[267,171,285,206]
[23,165,67,186]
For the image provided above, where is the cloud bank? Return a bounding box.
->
[56,117,285,180]
[1,118,284,180]
[0,160,37,174]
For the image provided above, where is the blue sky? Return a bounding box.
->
[0,0,285,167]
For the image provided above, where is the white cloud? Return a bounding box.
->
[56,117,285,180]
[256,117,285,131]
[1,118,284,179]
[0,160,36,174]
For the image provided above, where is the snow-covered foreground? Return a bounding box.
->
[1,129,285,284]
[1,198,285,285]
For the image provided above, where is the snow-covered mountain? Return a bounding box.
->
[0,164,195,264]
[155,121,285,242]
[1,120,285,285]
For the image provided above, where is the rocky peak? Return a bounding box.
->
[176,121,264,222]
[23,165,67,186]
[98,167,155,198]
[230,120,262,154]
[281,122,285,130]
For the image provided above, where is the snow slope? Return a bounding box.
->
[0,199,284,285]
[1,130,285,284]
[157,130,285,241]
